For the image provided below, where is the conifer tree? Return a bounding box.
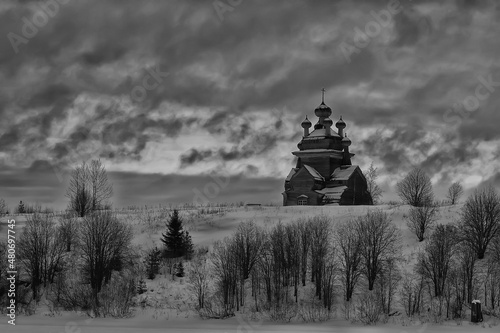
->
[18,200,25,214]
[137,278,147,294]
[161,209,185,258]
[145,247,161,279]
[183,231,194,260]
[176,261,185,277]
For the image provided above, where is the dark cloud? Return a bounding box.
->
[180,148,214,167]
[1,0,500,206]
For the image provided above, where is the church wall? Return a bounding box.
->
[285,191,322,206]
[284,169,323,205]
[340,172,372,205]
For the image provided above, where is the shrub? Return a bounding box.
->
[297,303,332,322]
[354,292,382,325]
[98,272,136,318]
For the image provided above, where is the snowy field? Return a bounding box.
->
[1,204,499,333]
[0,314,498,333]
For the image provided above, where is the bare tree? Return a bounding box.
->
[284,223,301,303]
[233,221,265,308]
[234,221,265,280]
[455,243,476,304]
[66,160,113,217]
[459,186,500,259]
[417,224,457,298]
[447,182,464,205]
[211,237,238,316]
[406,204,439,242]
[335,220,362,302]
[66,162,91,217]
[365,162,383,205]
[188,257,210,309]
[396,168,434,207]
[355,210,400,291]
[58,213,79,252]
[376,257,400,315]
[79,210,133,310]
[88,159,113,211]
[310,216,331,300]
[298,219,312,286]
[400,272,425,317]
[18,213,65,301]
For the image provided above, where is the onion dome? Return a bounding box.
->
[314,102,332,118]
[323,117,333,127]
[301,116,312,129]
[336,116,346,129]
[342,133,352,147]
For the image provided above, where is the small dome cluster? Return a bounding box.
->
[300,90,351,144]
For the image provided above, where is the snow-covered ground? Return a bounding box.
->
[0,314,498,333]
[1,203,498,333]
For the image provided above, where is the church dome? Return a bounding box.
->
[314,102,332,118]
[323,117,333,127]
[336,116,346,129]
[342,134,351,147]
[301,116,312,129]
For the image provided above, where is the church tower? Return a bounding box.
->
[282,90,372,206]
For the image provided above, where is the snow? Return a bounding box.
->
[1,203,497,332]
[0,315,498,332]
[285,168,298,181]
[331,165,358,180]
[303,164,324,181]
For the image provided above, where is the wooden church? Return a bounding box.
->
[282,91,372,206]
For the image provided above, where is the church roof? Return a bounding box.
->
[306,128,341,138]
[303,165,324,181]
[285,168,298,181]
[331,165,359,181]
[315,186,348,201]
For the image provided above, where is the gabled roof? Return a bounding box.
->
[285,168,298,181]
[330,165,359,181]
[303,165,324,181]
[315,186,348,202]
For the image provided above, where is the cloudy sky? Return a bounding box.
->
[1,0,499,210]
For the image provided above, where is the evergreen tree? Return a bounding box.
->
[18,200,25,214]
[137,278,147,294]
[176,261,185,277]
[161,209,185,258]
[145,247,161,279]
[183,231,194,260]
